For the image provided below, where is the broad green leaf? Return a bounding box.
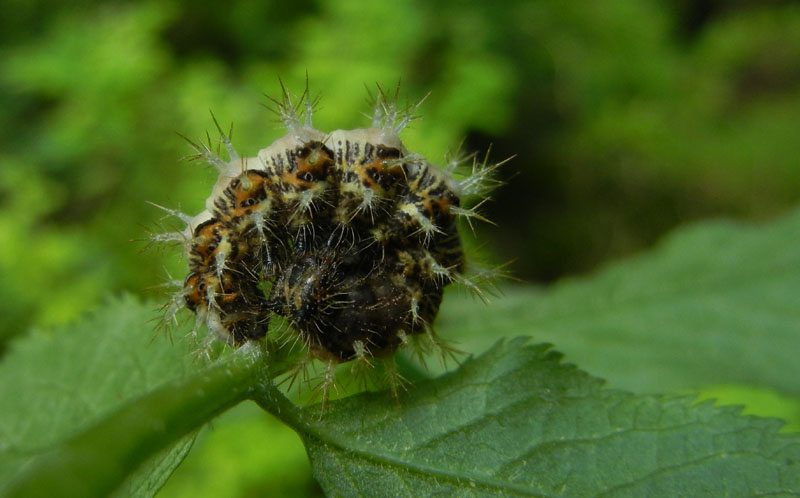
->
[439,207,800,397]
[0,295,200,497]
[300,338,800,497]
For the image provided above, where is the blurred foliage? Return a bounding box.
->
[2,0,799,343]
[157,402,321,498]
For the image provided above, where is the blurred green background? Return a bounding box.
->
[3,0,800,343]
[1,0,798,495]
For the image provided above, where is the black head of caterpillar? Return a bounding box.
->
[150,83,507,407]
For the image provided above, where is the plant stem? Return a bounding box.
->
[4,343,269,498]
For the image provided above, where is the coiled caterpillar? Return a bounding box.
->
[153,83,503,404]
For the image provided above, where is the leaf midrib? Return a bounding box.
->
[303,428,550,497]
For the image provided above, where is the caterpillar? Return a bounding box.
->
[152,83,503,405]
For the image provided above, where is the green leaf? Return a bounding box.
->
[0,295,200,497]
[297,338,800,497]
[116,435,196,498]
[441,207,800,397]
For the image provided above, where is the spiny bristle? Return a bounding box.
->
[142,228,186,249]
[457,149,511,198]
[444,140,473,174]
[148,272,189,338]
[409,297,423,325]
[451,262,509,303]
[368,83,429,135]
[427,260,453,285]
[352,340,375,368]
[312,359,340,414]
[413,213,443,244]
[266,76,319,133]
[451,202,494,234]
[293,188,322,217]
[159,286,189,329]
[209,110,239,162]
[156,269,184,290]
[147,201,194,224]
[397,202,439,239]
[327,223,359,251]
[278,353,314,394]
[177,132,229,172]
[401,331,429,370]
[354,187,377,216]
[349,340,376,390]
[450,271,489,303]
[381,356,410,403]
[204,283,222,311]
[251,210,274,245]
[214,253,229,282]
[422,324,463,369]
[188,312,204,341]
